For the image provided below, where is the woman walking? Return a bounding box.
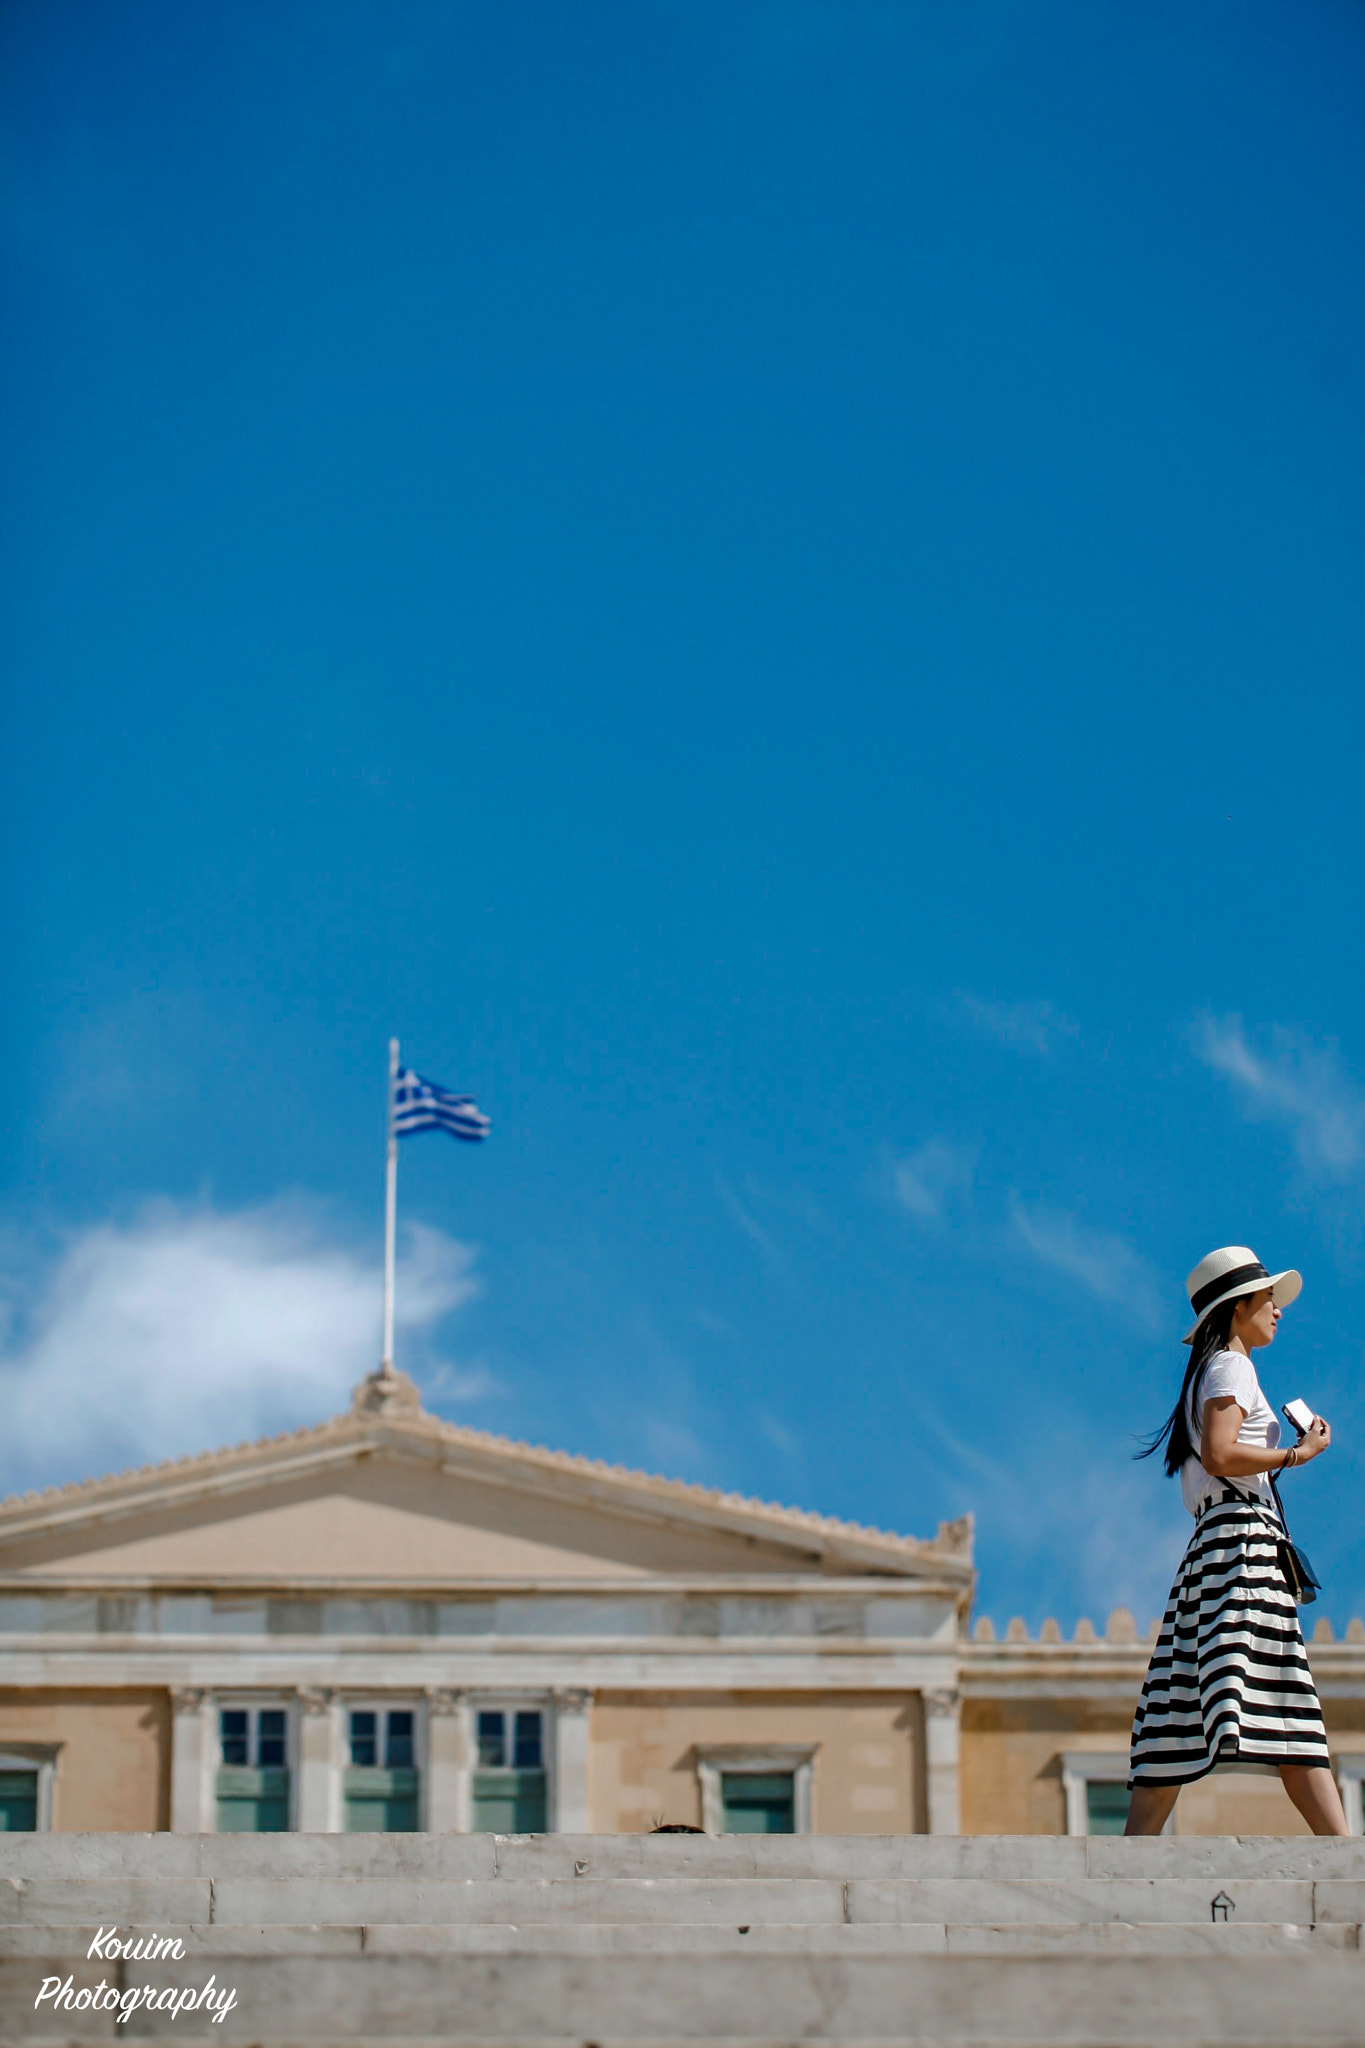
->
[1126,1246,1348,1836]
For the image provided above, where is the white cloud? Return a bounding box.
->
[640,1416,711,1479]
[0,1199,485,1499]
[419,1358,501,1406]
[1064,1461,1186,1625]
[923,1414,1184,1624]
[1196,1015,1365,1178]
[1009,1198,1162,1330]
[892,1140,977,1223]
[716,1178,783,1269]
[757,1411,802,1464]
[958,994,1079,1056]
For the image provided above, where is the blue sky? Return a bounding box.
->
[3,0,1363,1631]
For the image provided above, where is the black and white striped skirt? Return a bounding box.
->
[1129,1490,1330,1786]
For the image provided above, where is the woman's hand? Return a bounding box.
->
[1202,1396,1332,1478]
[1293,1416,1331,1464]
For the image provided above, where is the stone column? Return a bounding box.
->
[295,1688,342,1833]
[425,1687,472,1833]
[169,1687,215,1833]
[922,1687,961,1835]
[552,1688,593,1834]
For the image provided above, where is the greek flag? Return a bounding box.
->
[393,1068,491,1143]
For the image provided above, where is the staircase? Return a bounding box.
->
[2,1832,1363,2044]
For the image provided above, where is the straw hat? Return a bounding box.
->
[1182,1245,1301,1345]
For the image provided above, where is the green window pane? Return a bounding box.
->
[219,1710,249,1766]
[348,1711,378,1767]
[471,1768,546,1833]
[476,1711,505,1767]
[343,1767,420,1832]
[720,1772,795,1834]
[257,1710,287,1768]
[0,1770,38,1831]
[386,1712,415,1770]
[513,1711,542,1769]
[1085,1781,1131,1835]
[215,1767,290,1832]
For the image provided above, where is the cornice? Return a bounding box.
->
[961,1632,1365,1699]
[0,1377,974,1586]
[0,1572,965,1596]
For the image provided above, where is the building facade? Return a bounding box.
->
[2,1367,1363,1838]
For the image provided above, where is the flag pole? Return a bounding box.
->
[380,1036,399,1376]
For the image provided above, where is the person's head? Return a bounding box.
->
[1138,1247,1300,1478]
[1179,1245,1300,1349]
[1228,1285,1279,1353]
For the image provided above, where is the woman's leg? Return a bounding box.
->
[1280,1764,1350,1836]
[1124,1783,1179,1836]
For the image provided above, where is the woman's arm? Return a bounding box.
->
[1202,1396,1331,1477]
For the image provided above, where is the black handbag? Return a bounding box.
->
[1277,1540,1321,1605]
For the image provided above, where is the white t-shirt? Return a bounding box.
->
[1180,1348,1281,1517]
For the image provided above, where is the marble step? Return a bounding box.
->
[6,1873,1365,1926]
[7,1831,1365,1881]
[1,1918,1360,1957]
[4,1951,1365,2043]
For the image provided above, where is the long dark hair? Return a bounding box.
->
[1138,1294,1240,1476]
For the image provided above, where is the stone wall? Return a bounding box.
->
[960,1698,1131,1834]
[0,1689,169,1830]
[588,1691,922,1833]
[961,1607,1365,1836]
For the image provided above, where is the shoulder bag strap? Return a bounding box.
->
[1267,1465,1294,1540]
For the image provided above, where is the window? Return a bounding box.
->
[1336,1757,1365,1838]
[344,1706,420,1832]
[1060,1752,1152,1837]
[471,1706,546,1832]
[720,1772,795,1834]
[0,1763,38,1831]
[1084,1781,1131,1835]
[696,1746,816,1835]
[216,1706,291,1831]
[0,1770,37,1831]
[0,1747,57,1831]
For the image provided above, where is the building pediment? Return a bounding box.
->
[0,1370,973,1594]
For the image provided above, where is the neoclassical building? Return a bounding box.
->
[2,1366,1363,1838]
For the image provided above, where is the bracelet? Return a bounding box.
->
[1282,1445,1298,1469]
